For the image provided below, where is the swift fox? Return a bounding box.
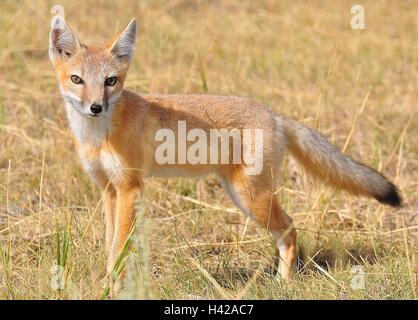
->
[49,16,401,285]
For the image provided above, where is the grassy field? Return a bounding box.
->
[0,0,417,299]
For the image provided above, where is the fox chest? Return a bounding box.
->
[80,150,125,185]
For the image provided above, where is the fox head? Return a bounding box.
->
[49,16,136,117]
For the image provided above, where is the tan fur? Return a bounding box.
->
[283,119,399,201]
[49,16,401,291]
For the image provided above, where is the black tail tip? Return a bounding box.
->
[375,185,402,207]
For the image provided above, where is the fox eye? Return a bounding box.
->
[71,75,84,85]
[105,76,117,86]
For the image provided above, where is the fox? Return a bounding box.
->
[49,15,401,288]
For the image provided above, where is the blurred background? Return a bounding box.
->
[0,0,416,299]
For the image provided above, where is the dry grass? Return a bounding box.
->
[0,0,416,299]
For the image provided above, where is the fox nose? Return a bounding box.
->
[90,104,103,115]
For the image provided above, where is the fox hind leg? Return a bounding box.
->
[219,168,297,281]
[270,217,297,280]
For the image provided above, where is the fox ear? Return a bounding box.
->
[49,15,81,62]
[107,18,136,61]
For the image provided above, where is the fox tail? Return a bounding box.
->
[282,118,401,207]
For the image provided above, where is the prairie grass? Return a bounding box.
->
[0,0,416,299]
